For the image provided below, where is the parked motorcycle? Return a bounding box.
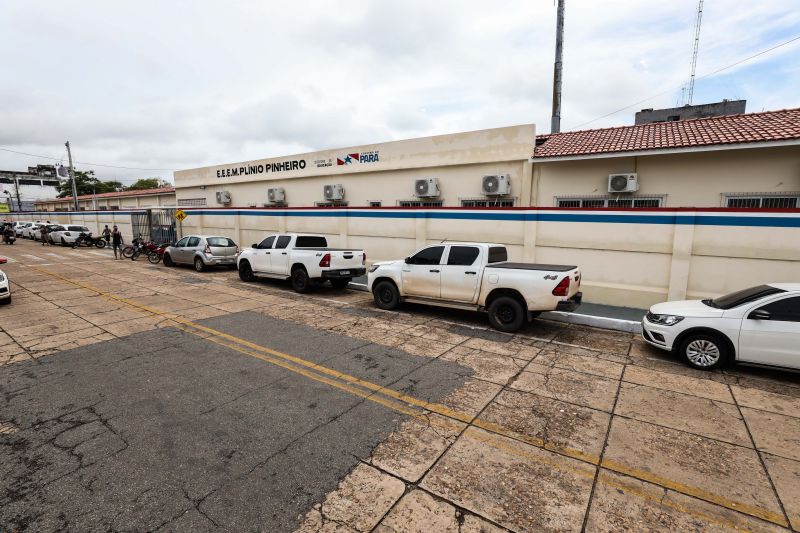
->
[147,243,169,264]
[72,232,107,249]
[2,225,15,245]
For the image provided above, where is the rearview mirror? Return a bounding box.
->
[252,243,258,249]
[748,309,771,320]
[404,257,412,264]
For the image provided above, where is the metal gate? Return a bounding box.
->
[130,208,178,243]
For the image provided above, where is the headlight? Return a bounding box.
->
[646,313,684,326]
[368,265,380,273]
[0,273,5,282]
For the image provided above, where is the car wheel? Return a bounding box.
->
[163,254,174,267]
[679,333,728,370]
[291,267,312,293]
[372,280,399,310]
[239,261,256,282]
[488,296,525,333]
[330,278,351,290]
[194,257,206,272]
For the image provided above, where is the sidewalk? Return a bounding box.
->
[348,276,645,334]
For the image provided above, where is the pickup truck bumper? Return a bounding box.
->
[321,268,366,279]
[556,292,582,312]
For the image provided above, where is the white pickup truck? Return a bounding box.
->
[237,233,366,293]
[367,242,582,332]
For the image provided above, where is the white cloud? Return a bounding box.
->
[0,0,798,183]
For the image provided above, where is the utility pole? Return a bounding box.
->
[550,0,565,133]
[65,141,79,211]
[13,176,22,211]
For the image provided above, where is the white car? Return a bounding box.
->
[642,283,800,370]
[13,222,31,237]
[50,224,91,246]
[0,260,10,305]
[22,223,42,239]
[367,242,582,332]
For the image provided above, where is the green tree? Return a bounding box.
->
[127,178,170,191]
[57,170,120,197]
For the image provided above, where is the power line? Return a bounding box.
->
[567,33,800,131]
[0,146,175,172]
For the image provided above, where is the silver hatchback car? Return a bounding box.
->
[163,235,239,272]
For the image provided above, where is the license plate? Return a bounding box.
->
[340,270,350,275]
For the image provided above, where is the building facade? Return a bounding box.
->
[0,165,61,211]
[35,187,176,212]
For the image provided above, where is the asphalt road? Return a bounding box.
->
[0,311,470,532]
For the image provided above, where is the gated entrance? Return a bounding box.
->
[130,208,178,243]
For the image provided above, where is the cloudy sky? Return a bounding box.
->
[1,0,799,184]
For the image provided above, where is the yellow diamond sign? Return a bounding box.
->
[174,209,187,222]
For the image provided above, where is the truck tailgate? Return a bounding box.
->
[328,250,365,270]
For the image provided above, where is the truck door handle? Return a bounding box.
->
[281,252,287,255]
[430,269,440,273]
[265,252,270,254]
[465,271,476,275]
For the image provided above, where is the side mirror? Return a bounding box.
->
[404,257,412,264]
[748,309,771,320]
[252,243,258,249]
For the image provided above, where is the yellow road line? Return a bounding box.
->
[29,266,789,529]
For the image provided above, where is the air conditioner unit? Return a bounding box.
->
[482,174,511,196]
[323,184,345,201]
[216,190,232,204]
[608,173,639,193]
[414,178,440,198]
[267,187,285,203]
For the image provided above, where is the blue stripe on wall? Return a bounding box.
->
[27,209,800,228]
[183,209,800,228]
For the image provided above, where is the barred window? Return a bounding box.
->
[398,200,444,207]
[178,198,207,207]
[368,201,382,207]
[460,198,515,208]
[314,201,348,208]
[556,196,664,208]
[725,194,799,209]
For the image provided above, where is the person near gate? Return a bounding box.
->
[112,226,123,259]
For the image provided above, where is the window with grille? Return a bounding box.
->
[725,194,799,209]
[110,205,120,210]
[369,201,382,207]
[177,198,207,207]
[314,201,348,208]
[398,200,444,207]
[460,198,515,208]
[556,196,664,208]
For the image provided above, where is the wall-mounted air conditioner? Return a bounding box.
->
[216,190,232,204]
[482,174,511,196]
[414,178,440,198]
[324,184,345,201]
[267,187,285,203]
[608,173,639,193]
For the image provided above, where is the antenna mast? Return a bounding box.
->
[684,0,704,105]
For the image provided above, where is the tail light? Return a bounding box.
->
[362,251,366,265]
[235,246,239,254]
[204,244,212,255]
[319,253,331,267]
[552,276,570,297]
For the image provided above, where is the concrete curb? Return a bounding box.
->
[348,282,642,334]
[541,310,642,334]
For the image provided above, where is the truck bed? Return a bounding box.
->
[487,262,577,272]
[295,248,364,252]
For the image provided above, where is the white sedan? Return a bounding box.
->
[642,283,799,370]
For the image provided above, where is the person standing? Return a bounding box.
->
[40,224,49,245]
[112,226,123,259]
[102,225,111,245]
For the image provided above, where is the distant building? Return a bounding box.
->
[635,99,746,125]
[0,165,61,211]
[35,187,176,211]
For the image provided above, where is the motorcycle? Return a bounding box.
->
[147,243,169,264]
[72,232,107,249]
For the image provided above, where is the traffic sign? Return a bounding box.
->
[174,209,187,222]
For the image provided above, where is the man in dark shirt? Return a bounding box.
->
[112,226,123,259]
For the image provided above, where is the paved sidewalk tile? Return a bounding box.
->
[741,408,800,462]
[511,363,618,412]
[761,453,800,531]
[622,365,733,403]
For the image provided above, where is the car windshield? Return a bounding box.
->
[703,285,786,309]
[207,237,235,247]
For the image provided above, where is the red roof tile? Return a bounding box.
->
[38,187,175,203]
[533,108,800,159]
